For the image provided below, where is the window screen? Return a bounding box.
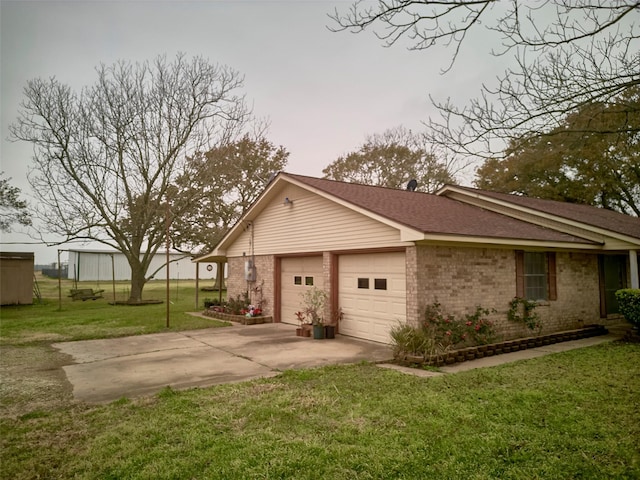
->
[524,252,547,300]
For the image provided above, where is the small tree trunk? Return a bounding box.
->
[129,263,147,303]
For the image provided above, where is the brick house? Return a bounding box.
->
[196,173,640,343]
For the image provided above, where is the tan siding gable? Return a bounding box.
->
[226,184,408,257]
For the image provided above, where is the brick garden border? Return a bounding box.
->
[397,324,609,367]
[202,308,273,325]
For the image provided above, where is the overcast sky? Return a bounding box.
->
[1,0,499,263]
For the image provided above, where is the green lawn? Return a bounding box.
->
[0,274,228,345]
[1,275,639,479]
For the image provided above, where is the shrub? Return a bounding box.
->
[299,287,328,325]
[390,303,496,359]
[615,289,640,328]
[389,323,435,358]
[203,298,221,308]
[423,303,496,348]
[225,292,250,315]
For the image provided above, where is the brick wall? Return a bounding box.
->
[225,257,245,304]
[229,247,604,340]
[226,255,276,316]
[411,245,602,340]
[550,251,600,327]
[405,246,420,326]
[323,252,336,326]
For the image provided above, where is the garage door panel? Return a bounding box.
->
[338,252,406,343]
[280,257,324,325]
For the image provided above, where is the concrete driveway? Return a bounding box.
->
[53,323,393,404]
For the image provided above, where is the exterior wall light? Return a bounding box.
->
[284,197,293,205]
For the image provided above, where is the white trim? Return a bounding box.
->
[437,185,640,247]
[630,250,639,289]
[413,235,600,250]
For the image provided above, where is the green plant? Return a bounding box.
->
[225,292,250,315]
[423,302,496,348]
[390,303,496,359]
[203,298,220,308]
[299,287,328,325]
[508,297,541,333]
[389,323,435,358]
[615,289,640,328]
[463,305,497,344]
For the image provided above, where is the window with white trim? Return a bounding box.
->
[516,251,557,301]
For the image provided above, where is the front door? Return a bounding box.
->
[599,255,627,316]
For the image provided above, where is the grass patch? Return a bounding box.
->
[1,342,639,479]
[1,273,639,478]
[0,273,228,345]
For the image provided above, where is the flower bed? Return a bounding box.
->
[202,308,273,325]
[396,324,609,367]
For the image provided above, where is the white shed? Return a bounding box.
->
[67,249,218,281]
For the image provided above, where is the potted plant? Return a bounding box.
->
[325,307,343,339]
[300,287,328,340]
[294,310,311,337]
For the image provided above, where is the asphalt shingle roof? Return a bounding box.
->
[284,174,600,245]
[448,185,640,240]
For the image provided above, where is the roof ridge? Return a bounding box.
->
[282,171,437,196]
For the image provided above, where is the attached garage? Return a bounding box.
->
[196,173,640,346]
[280,256,324,325]
[338,251,406,343]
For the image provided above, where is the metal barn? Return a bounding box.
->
[66,250,218,282]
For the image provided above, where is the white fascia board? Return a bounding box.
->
[439,186,640,247]
[192,249,227,263]
[400,228,429,242]
[412,233,603,250]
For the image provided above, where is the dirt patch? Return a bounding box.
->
[0,344,76,418]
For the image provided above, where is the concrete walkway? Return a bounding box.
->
[378,333,622,378]
[53,323,393,404]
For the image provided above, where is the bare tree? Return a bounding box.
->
[0,172,31,232]
[11,54,248,302]
[322,126,460,192]
[330,1,640,158]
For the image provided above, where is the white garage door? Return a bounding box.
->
[339,252,406,343]
[280,256,324,325]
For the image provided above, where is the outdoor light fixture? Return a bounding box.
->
[284,197,293,205]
